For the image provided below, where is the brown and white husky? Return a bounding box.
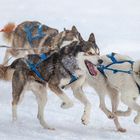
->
[0,21,81,65]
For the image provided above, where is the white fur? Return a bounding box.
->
[58,54,98,125]
[12,81,55,130]
[100,54,140,124]
[78,54,127,132]
[60,37,79,48]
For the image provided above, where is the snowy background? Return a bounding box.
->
[0,0,140,139]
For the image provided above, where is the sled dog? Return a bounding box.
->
[79,52,140,132]
[1,34,99,129]
[0,21,80,65]
[98,53,140,124]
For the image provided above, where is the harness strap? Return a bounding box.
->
[70,74,78,83]
[98,64,132,74]
[26,53,48,81]
[61,74,78,89]
[24,23,46,47]
[59,61,78,89]
[106,53,117,63]
[27,53,78,87]
[98,53,134,75]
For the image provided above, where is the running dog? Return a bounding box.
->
[0,21,80,65]
[0,27,128,132]
[1,34,99,130]
[78,53,127,132]
[98,53,140,124]
[79,52,140,132]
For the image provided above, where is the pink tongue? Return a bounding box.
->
[86,61,98,76]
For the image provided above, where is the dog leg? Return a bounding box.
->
[121,90,140,124]
[12,92,25,121]
[134,112,140,124]
[98,93,115,119]
[11,70,27,122]
[12,91,24,121]
[115,107,132,117]
[12,103,18,121]
[108,87,132,117]
[121,96,140,124]
[32,85,55,130]
[108,89,126,132]
[49,84,73,109]
[72,86,91,125]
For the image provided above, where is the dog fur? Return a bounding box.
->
[1,21,81,65]
[99,53,140,124]
[79,52,140,132]
[2,34,99,129]
[77,54,128,132]
[0,28,131,132]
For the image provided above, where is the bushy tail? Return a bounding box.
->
[0,57,24,81]
[0,23,16,44]
[133,60,140,86]
[0,56,29,81]
[0,65,14,81]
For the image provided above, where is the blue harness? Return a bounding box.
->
[27,53,78,85]
[26,53,48,81]
[97,53,134,75]
[24,23,46,47]
[70,75,78,83]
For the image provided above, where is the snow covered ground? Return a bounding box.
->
[0,0,140,139]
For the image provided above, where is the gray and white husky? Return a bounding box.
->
[0,34,99,130]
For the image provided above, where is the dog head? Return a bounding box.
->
[79,33,100,56]
[61,33,100,56]
[59,26,81,48]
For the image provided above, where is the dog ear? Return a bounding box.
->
[61,31,66,38]
[64,28,66,31]
[88,33,95,43]
[78,33,84,42]
[71,25,78,33]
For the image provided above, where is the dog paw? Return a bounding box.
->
[134,116,140,124]
[12,117,17,122]
[81,114,89,125]
[61,102,73,109]
[48,127,55,131]
[43,125,55,130]
[118,127,126,133]
[107,113,115,119]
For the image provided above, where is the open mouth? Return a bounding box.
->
[84,60,98,76]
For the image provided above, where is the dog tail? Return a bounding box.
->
[0,57,25,81]
[0,64,15,81]
[0,23,16,44]
[133,60,140,86]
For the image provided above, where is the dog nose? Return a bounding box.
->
[98,59,103,64]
